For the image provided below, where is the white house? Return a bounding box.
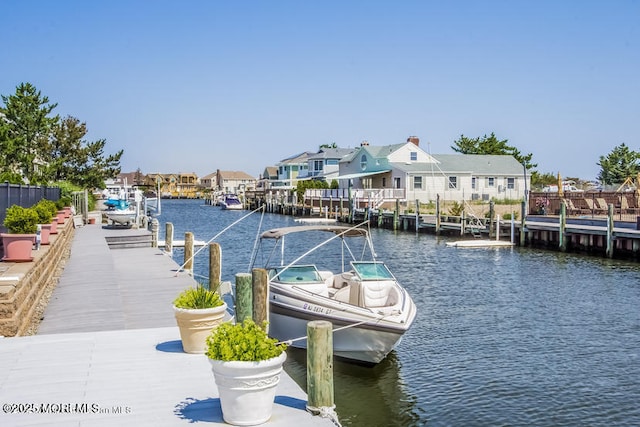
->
[337,137,528,203]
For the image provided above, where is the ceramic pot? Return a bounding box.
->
[1,233,35,262]
[209,352,287,426]
[173,303,228,354]
[39,224,52,245]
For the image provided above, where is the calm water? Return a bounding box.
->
[158,199,640,427]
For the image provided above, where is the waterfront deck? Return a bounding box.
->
[0,221,334,426]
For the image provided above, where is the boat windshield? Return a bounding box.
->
[351,262,394,281]
[269,265,322,283]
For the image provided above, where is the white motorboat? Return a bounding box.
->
[104,199,137,226]
[251,223,417,365]
[219,194,243,210]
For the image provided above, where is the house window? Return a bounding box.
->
[486,177,495,187]
[394,177,401,189]
[448,176,457,189]
[471,177,477,189]
[507,177,515,189]
[413,176,422,190]
[382,177,386,187]
[410,151,417,161]
[360,154,367,171]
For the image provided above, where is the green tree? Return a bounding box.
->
[451,132,537,170]
[319,142,337,149]
[44,116,122,188]
[0,82,59,183]
[597,143,640,185]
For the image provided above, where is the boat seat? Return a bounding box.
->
[333,285,351,303]
[350,280,399,308]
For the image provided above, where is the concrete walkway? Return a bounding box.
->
[0,221,335,426]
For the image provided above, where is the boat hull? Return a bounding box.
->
[268,284,416,364]
[106,210,137,225]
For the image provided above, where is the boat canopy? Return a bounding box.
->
[260,225,369,240]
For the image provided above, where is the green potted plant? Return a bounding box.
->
[33,202,54,245]
[36,199,60,234]
[205,319,288,426]
[173,284,227,354]
[1,205,39,262]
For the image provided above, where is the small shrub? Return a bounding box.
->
[3,205,39,234]
[447,201,463,217]
[173,284,224,309]
[206,318,287,361]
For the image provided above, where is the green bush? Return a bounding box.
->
[206,319,287,361]
[37,199,58,219]
[33,203,53,224]
[3,205,39,234]
[173,284,224,309]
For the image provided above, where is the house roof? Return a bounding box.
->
[429,154,524,175]
[218,170,256,180]
[278,151,315,164]
[308,148,355,160]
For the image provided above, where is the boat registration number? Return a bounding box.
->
[303,303,332,315]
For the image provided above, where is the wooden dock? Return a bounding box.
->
[0,222,335,426]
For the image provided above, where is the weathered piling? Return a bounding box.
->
[184,232,194,275]
[235,272,253,323]
[607,203,614,258]
[209,242,221,289]
[306,320,335,416]
[150,218,159,248]
[165,222,174,254]
[252,268,268,326]
[559,202,567,252]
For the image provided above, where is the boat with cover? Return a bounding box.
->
[250,223,417,364]
[104,199,137,225]
[219,194,243,210]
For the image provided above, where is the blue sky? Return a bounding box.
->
[2,1,638,180]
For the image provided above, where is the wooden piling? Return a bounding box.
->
[150,218,159,248]
[209,242,221,290]
[520,201,526,246]
[306,320,334,415]
[559,202,566,252]
[252,268,269,327]
[184,232,194,275]
[435,195,441,235]
[235,272,253,323]
[165,222,174,254]
[607,203,614,258]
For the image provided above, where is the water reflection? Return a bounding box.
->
[284,347,422,427]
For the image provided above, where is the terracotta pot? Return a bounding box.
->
[1,233,35,262]
[173,303,228,354]
[56,210,66,224]
[50,218,59,234]
[63,207,72,218]
[39,224,52,245]
[88,217,96,225]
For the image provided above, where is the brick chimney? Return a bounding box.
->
[407,136,419,146]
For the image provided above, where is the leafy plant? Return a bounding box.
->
[206,319,288,361]
[447,201,463,217]
[37,199,58,219]
[33,203,53,224]
[173,284,224,309]
[3,205,39,234]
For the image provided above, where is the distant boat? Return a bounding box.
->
[219,194,243,210]
[446,240,514,248]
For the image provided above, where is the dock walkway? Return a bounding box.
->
[0,221,334,426]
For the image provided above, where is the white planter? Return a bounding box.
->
[209,351,287,426]
[173,303,228,354]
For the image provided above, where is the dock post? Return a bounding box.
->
[209,242,221,290]
[252,268,269,328]
[520,201,526,246]
[150,218,159,248]
[184,232,194,275]
[435,195,441,235]
[559,202,567,252]
[460,210,466,236]
[235,273,253,323]
[606,204,614,258]
[415,199,420,233]
[489,201,495,238]
[394,199,400,230]
[165,222,174,255]
[306,320,335,417]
